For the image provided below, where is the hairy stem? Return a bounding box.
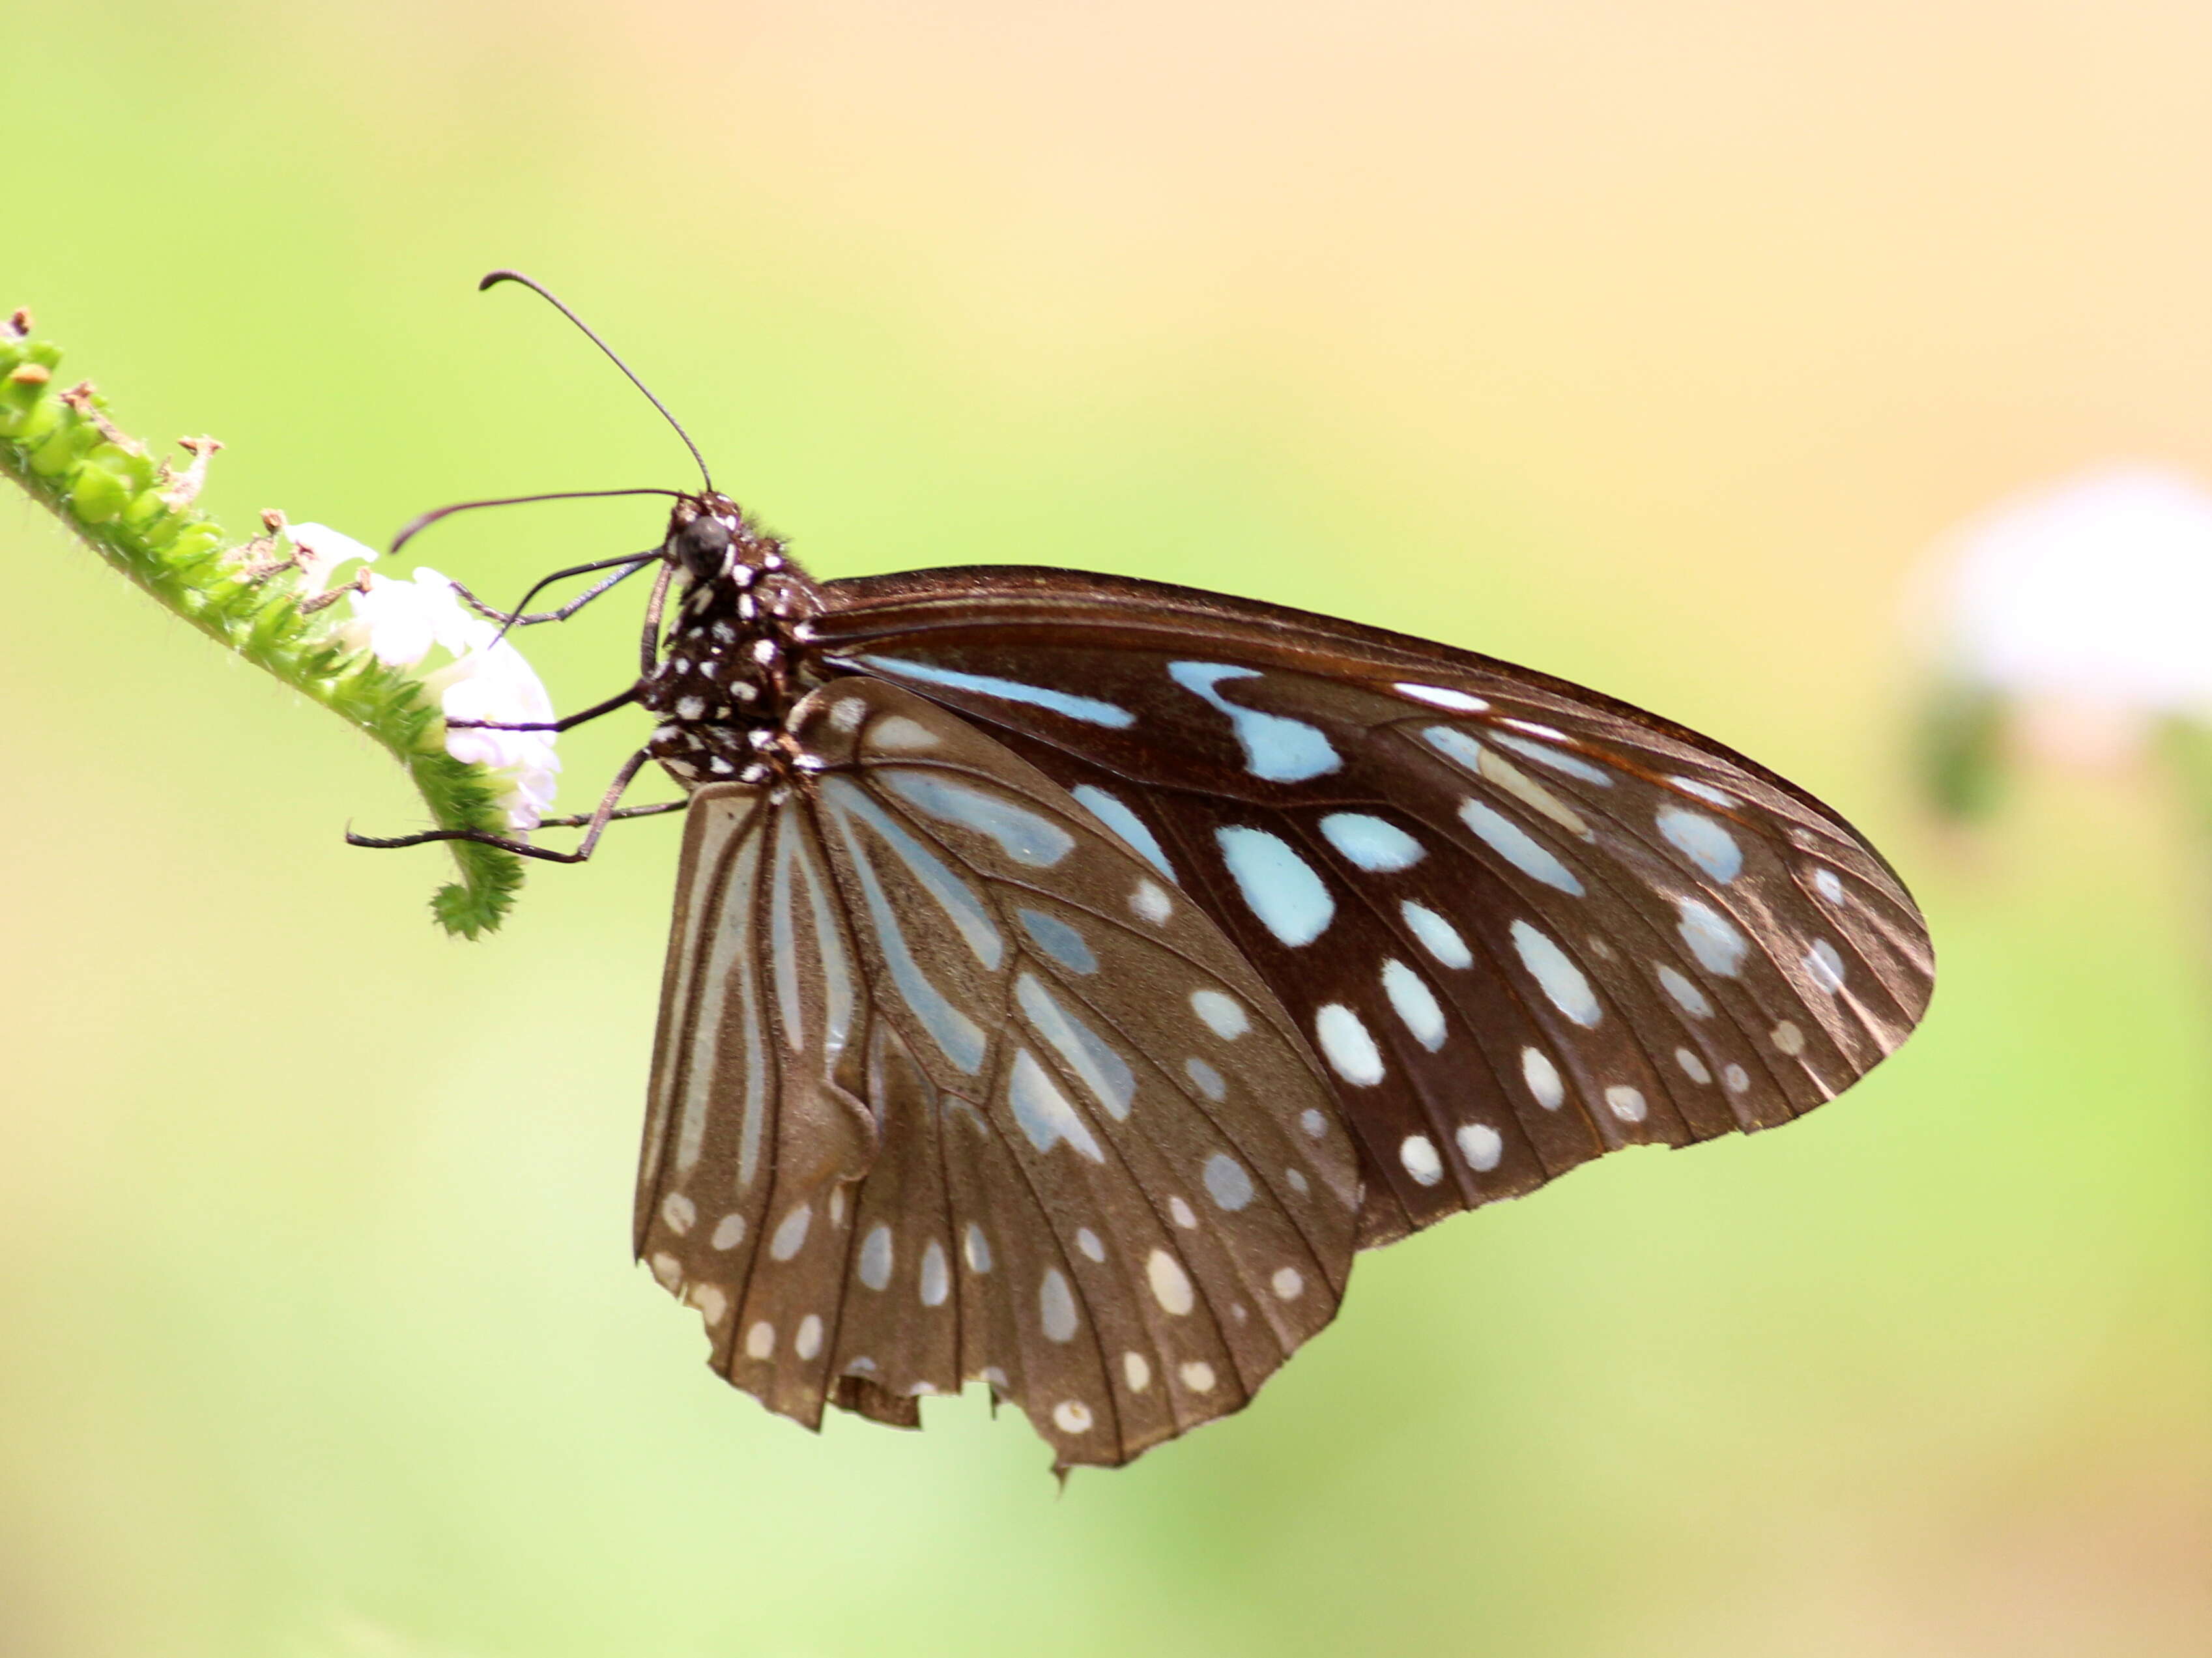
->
[0,309,523,937]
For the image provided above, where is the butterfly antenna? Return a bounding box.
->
[391,486,689,555]
[479,268,715,492]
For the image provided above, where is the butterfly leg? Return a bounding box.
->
[448,550,657,644]
[446,684,641,734]
[347,747,656,863]
[532,798,688,830]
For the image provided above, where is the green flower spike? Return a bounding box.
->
[0,307,529,937]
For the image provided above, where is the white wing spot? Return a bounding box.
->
[650,1252,682,1291]
[1491,731,1614,786]
[867,714,940,749]
[1521,1047,1566,1109]
[920,1239,951,1306]
[1723,1063,1751,1093]
[1179,1360,1218,1392]
[1667,777,1739,808]
[1271,1266,1306,1300]
[1130,878,1174,924]
[1190,989,1250,1039]
[1286,1167,1310,1194]
[859,1223,894,1290]
[881,770,1075,866]
[1069,784,1175,876]
[854,655,1136,727]
[660,1193,697,1236]
[1381,958,1447,1050]
[1052,1401,1094,1434]
[964,1222,992,1273]
[1203,1152,1256,1211]
[1009,1048,1106,1162]
[1459,798,1584,893]
[690,1284,728,1326]
[1456,1122,1503,1171]
[1675,898,1750,977]
[1399,1134,1444,1185]
[1147,1248,1196,1315]
[1017,908,1097,973]
[1314,1003,1386,1085]
[1216,826,1334,946]
[769,1203,812,1261]
[745,1321,775,1360]
[1676,1046,1712,1083]
[1319,812,1427,872]
[1123,1351,1153,1391]
[1170,1196,1198,1229]
[1041,1268,1080,1342]
[1813,868,1846,902]
[1805,939,1846,993]
[795,1314,824,1360]
[1772,1021,1807,1056]
[1185,1056,1227,1100]
[1016,973,1135,1121]
[1394,682,1489,711]
[1657,806,1744,883]
[1605,1085,1648,1122]
[1170,660,1342,782]
[1658,964,1714,1018]
[828,1188,846,1227]
[1076,1227,1106,1263]
[1300,1108,1328,1139]
[1401,900,1473,968]
[1510,921,1602,1026]
[710,1213,747,1251]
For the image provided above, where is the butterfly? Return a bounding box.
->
[358,273,1934,1471]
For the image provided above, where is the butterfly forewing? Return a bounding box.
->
[809,566,1934,1245]
[635,676,1361,1468]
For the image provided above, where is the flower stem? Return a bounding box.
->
[0,309,523,937]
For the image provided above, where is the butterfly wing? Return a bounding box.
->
[634,676,1362,1468]
[810,567,1934,1246]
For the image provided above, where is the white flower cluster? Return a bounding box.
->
[1925,465,2212,761]
[289,522,562,830]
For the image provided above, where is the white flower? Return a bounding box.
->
[287,521,380,597]
[431,639,563,830]
[1925,465,2212,761]
[317,531,562,830]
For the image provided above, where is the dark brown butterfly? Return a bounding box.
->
[360,274,1934,1470]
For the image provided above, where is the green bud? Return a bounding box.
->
[68,461,131,524]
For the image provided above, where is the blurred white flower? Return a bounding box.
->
[309,531,562,831]
[1926,465,2212,765]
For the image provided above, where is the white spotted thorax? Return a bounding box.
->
[581,487,1937,1473]
[639,494,827,791]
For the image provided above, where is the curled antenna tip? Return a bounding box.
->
[471,269,713,491]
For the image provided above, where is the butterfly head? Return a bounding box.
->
[666,491,792,589]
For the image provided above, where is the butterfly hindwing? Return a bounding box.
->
[635,676,1362,1467]
[811,566,1934,1244]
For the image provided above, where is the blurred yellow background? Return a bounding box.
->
[4,2,2207,1653]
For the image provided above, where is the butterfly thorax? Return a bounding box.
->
[640,495,827,790]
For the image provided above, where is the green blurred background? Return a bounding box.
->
[5,2,2208,1653]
